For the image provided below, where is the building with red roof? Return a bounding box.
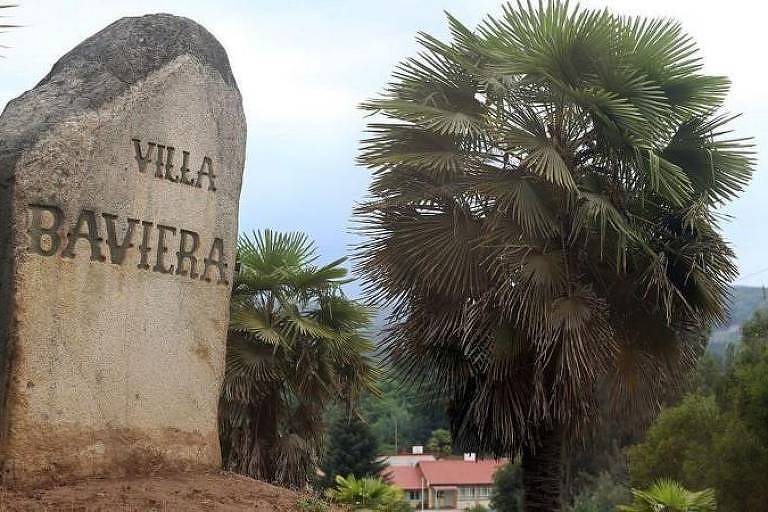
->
[382,456,505,510]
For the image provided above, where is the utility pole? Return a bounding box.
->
[394,417,398,454]
[421,476,425,511]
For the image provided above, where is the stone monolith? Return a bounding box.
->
[0,14,246,485]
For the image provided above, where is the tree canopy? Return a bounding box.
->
[426,428,452,458]
[321,413,385,487]
[219,230,379,487]
[628,309,768,511]
[355,1,753,509]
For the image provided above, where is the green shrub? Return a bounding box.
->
[490,463,523,512]
[618,479,715,512]
[568,471,631,512]
[325,474,411,511]
[296,495,330,512]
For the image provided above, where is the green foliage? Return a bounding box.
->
[425,428,452,458]
[629,309,768,511]
[618,479,715,512]
[722,286,768,330]
[629,394,768,512]
[325,474,410,511]
[686,351,723,396]
[321,414,385,488]
[296,495,331,512]
[568,471,631,512]
[627,395,719,489]
[219,230,380,487]
[359,375,449,453]
[465,505,489,512]
[490,462,523,512]
[724,309,768,443]
[376,501,413,512]
[741,308,768,340]
[709,286,768,356]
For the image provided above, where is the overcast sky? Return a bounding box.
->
[2,1,766,293]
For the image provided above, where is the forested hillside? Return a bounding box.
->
[710,286,768,354]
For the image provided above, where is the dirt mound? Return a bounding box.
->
[0,471,329,511]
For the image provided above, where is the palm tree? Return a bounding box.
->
[354,2,752,510]
[619,479,716,512]
[325,474,406,510]
[219,230,379,487]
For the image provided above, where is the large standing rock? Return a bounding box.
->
[0,14,246,485]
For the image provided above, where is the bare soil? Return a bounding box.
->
[0,471,327,511]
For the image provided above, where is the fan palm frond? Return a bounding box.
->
[220,230,378,487]
[618,478,717,512]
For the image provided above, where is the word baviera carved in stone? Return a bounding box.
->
[132,139,217,191]
[28,205,230,284]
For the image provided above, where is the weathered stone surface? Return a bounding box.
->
[0,14,246,485]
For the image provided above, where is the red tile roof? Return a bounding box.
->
[383,466,423,490]
[418,459,505,486]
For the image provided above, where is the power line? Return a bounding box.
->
[738,266,768,281]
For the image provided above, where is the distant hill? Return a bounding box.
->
[710,285,768,355]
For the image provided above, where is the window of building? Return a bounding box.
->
[407,490,421,501]
[459,487,475,499]
[478,487,491,497]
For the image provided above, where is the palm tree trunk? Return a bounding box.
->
[522,424,563,511]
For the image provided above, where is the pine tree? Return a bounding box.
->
[322,414,386,488]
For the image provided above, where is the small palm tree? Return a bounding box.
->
[325,474,405,510]
[618,479,716,512]
[219,230,379,487]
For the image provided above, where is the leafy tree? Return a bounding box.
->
[426,428,452,458]
[360,375,449,453]
[628,309,768,511]
[618,479,715,512]
[325,474,409,511]
[705,418,768,511]
[568,471,631,512]
[321,413,386,487]
[355,1,752,509]
[740,308,768,340]
[686,351,724,397]
[562,396,638,504]
[629,396,768,511]
[627,395,719,489]
[490,462,523,512]
[219,230,379,487]
[721,309,768,443]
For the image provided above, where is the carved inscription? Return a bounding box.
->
[132,139,217,191]
[24,140,229,284]
[27,204,229,285]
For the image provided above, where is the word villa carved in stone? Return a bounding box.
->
[132,138,217,191]
[27,204,230,285]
